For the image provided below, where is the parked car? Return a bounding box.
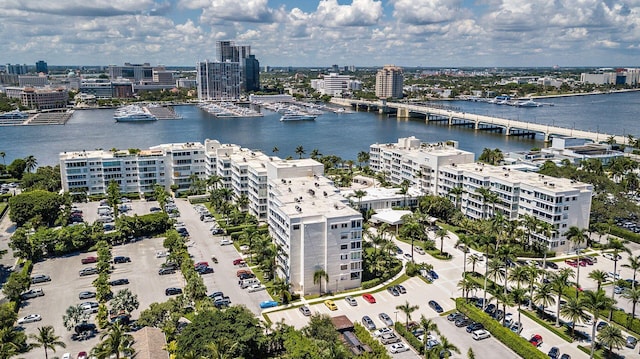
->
[79,267,98,276]
[324,300,338,311]
[247,284,266,293]
[428,270,439,279]
[17,314,42,324]
[362,293,376,303]
[113,256,131,264]
[373,327,394,337]
[220,238,233,245]
[195,261,209,268]
[109,278,129,286]
[546,261,559,269]
[387,286,400,296]
[597,321,609,331]
[379,312,393,327]
[447,312,464,321]
[603,253,622,261]
[20,289,44,300]
[31,274,51,284]
[510,322,523,334]
[414,247,425,255]
[626,336,638,349]
[403,253,413,261]
[165,287,183,296]
[158,268,175,275]
[548,347,560,359]
[196,266,214,275]
[472,329,491,340]
[81,256,98,264]
[466,322,483,333]
[428,300,443,313]
[344,296,357,306]
[233,258,245,266]
[395,284,407,294]
[260,300,279,309]
[79,291,96,299]
[362,316,377,331]
[379,332,400,344]
[77,351,88,359]
[389,342,409,354]
[80,302,99,313]
[455,318,473,327]
[299,305,311,316]
[529,334,543,347]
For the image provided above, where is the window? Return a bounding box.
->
[350,262,361,270]
[351,252,361,260]
[340,254,348,260]
[350,272,361,280]
[293,224,300,230]
[340,264,348,270]
[341,223,348,228]
[350,242,361,249]
[341,234,348,240]
[330,224,338,229]
[340,244,348,250]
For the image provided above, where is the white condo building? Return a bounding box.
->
[310,73,362,96]
[267,160,363,294]
[437,162,592,252]
[369,137,475,194]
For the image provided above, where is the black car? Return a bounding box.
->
[546,262,559,269]
[113,256,131,264]
[162,262,179,270]
[596,321,609,331]
[466,322,484,333]
[158,268,175,275]
[447,312,464,321]
[428,300,443,313]
[109,278,129,286]
[239,273,256,280]
[387,286,400,296]
[196,266,214,275]
[455,318,473,327]
[484,303,497,315]
[74,322,97,335]
[548,347,560,359]
[165,287,183,296]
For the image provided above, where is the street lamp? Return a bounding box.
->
[394,310,399,324]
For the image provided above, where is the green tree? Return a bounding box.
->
[437,336,460,358]
[24,155,38,173]
[621,287,640,320]
[0,326,28,358]
[436,228,448,255]
[110,289,139,315]
[2,271,30,302]
[295,145,305,159]
[533,283,556,314]
[550,268,575,326]
[91,322,134,359]
[29,325,66,359]
[565,226,588,295]
[395,300,419,327]
[63,304,89,332]
[313,268,328,295]
[419,315,440,354]
[582,289,616,359]
[588,270,608,292]
[356,151,369,169]
[596,325,626,358]
[8,190,65,228]
[560,297,589,337]
[106,180,121,217]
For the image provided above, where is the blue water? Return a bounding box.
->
[1,91,638,166]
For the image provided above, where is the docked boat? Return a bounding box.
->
[0,110,29,119]
[114,105,157,122]
[280,113,316,122]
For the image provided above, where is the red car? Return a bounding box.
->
[195,261,209,268]
[78,351,88,359]
[233,258,245,265]
[81,256,97,264]
[362,293,376,304]
[529,334,543,347]
[564,259,577,267]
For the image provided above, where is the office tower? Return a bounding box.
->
[244,55,260,92]
[216,40,258,91]
[35,60,48,74]
[196,61,241,100]
[375,64,404,99]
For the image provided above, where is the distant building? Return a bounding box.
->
[151,67,175,86]
[6,64,28,75]
[18,75,48,87]
[176,78,197,89]
[79,79,134,99]
[12,87,69,110]
[310,73,360,96]
[375,65,404,99]
[35,60,48,74]
[108,63,153,83]
[215,40,259,91]
[196,61,241,101]
[244,55,260,92]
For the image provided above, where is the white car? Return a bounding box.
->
[220,238,233,246]
[603,253,622,261]
[62,353,71,359]
[17,314,42,324]
[247,284,266,293]
[373,327,394,337]
[156,251,167,258]
[389,343,409,354]
[607,272,622,281]
[472,329,491,340]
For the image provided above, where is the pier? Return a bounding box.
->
[331,98,625,143]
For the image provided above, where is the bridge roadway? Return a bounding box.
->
[331,98,626,144]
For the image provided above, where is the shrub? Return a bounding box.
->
[456,298,548,359]
[353,323,391,358]
[394,322,424,354]
[611,309,640,336]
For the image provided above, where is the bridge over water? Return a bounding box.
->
[331,98,626,144]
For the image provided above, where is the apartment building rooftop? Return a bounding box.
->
[272,175,357,219]
[449,162,592,192]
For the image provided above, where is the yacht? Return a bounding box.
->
[280,113,316,122]
[114,105,157,122]
[516,99,542,107]
[0,110,29,119]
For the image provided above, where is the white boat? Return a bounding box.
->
[114,105,157,122]
[0,110,29,119]
[516,99,542,107]
[280,113,316,121]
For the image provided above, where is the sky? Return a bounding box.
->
[1,0,639,68]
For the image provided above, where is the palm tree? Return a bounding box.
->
[271,278,292,303]
[313,268,328,295]
[419,315,440,353]
[486,259,505,289]
[437,336,460,358]
[352,189,367,213]
[309,148,321,160]
[510,288,527,327]
[24,155,37,173]
[494,291,513,327]
[621,287,640,320]
[29,326,66,359]
[525,265,542,310]
[436,228,448,255]
[456,234,473,276]
[396,301,419,327]
[0,151,5,169]
[91,322,134,359]
[550,268,575,326]
[457,277,479,301]
[565,226,588,296]
[622,255,640,290]
[111,288,139,315]
[533,283,556,316]
[588,270,608,292]
[205,337,238,359]
[448,186,464,210]
[0,327,26,358]
[272,146,279,155]
[466,254,481,275]
[597,325,626,358]
[607,237,630,320]
[295,145,305,159]
[582,289,616,359]
[560,297,589,338]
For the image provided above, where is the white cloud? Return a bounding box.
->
[314,0,383,27]
[199,0,277,23]
[391,0,463,25]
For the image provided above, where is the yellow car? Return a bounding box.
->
[324,300,338,311]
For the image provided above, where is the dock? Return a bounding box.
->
[0,110,73,126]
[144,105,182,120]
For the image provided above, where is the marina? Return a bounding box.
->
[114,105,158,122]
[199,102,262,118]
[0,110,73,126]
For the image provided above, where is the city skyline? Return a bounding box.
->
[1,1,639,68]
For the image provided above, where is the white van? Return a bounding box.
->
[240,278,260,289]
[472,329,491,340]
[97,205,112,215]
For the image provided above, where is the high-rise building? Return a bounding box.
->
[375,65,404,99]
[35,60,48,74]
[108,63,153,83]
[244,55,260,92]
[215,40,258,91]
[6,64,28,75]
[196,61,241,100]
